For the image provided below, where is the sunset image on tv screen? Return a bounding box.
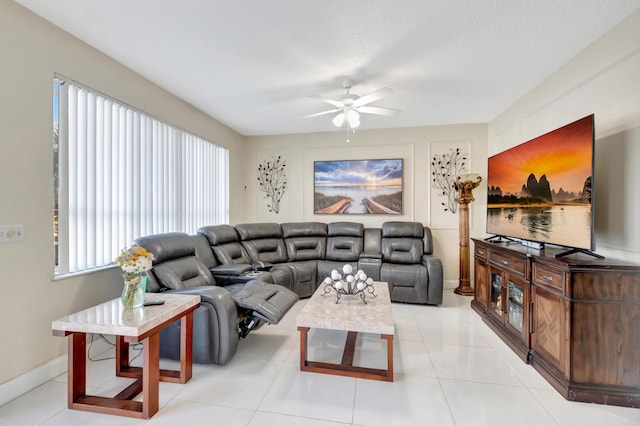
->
[486,115,594,250]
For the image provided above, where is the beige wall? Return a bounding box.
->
[489,9,640,261]
[0,2,246,387]
[244,124,488,282]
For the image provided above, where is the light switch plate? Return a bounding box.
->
[0,225,25,242]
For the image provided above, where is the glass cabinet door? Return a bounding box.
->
[507,280,525,333]
[490,272,503,316]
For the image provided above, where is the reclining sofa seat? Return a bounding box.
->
[379,222,443,305]
[233,223,294,290]
[279,222,328,297]
[134,232,298,365]
[197,224,275,286]
[317,222,364,282]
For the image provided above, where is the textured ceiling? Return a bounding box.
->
[16,0,640,136]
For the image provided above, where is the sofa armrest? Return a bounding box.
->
[165,285,238,325]
[421,255,443,305]
[421,255,443,280]
[162,285,239,364]
[211,264,253,276]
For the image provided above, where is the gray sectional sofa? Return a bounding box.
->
[134,220,443,365]
[198,221,443,305]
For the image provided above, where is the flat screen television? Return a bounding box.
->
[486,114,599,257]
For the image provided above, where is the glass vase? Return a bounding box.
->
[121,275,146,309]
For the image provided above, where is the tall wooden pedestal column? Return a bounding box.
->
[453,174,482,296]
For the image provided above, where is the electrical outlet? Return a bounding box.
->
[0,225,25,242]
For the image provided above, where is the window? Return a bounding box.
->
[53,75,228,276]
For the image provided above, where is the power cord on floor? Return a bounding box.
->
[87,333,144,364]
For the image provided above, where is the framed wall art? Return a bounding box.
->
[314,158,403,215]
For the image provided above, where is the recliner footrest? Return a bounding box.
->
[230,279,299,325]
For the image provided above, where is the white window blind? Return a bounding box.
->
[55,77,228,275]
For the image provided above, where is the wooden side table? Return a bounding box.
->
[52,293,200,419]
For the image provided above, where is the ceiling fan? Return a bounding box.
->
[305,79,400,131]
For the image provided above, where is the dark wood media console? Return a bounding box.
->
[471,238,640,408]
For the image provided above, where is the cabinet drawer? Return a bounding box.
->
[533,263,566,293]
[475,245,487,259]
[488,251,526,278]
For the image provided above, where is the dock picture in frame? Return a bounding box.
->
[314,159,403,214]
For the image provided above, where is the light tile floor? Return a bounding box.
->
[2,290,640,425]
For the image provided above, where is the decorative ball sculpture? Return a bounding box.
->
[322,264,376,304]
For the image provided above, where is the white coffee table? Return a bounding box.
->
[296,281,395,382]
[52,293,200,419]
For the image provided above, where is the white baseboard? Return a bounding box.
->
[444,279,458,289]
[0,334,114,406]
[0,354,67,406]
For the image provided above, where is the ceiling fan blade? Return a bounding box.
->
[303,108,341,118]
[357,106,401,116]
[352,87,395,107]
[309,95,344,108]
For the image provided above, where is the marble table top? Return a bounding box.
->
[52,293,200,337]
[296,281,395,335]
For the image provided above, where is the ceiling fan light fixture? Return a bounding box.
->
[308,80,399,137]
[347,109,360,128]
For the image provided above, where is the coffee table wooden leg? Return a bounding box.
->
[382,334,394,382]
[297,329,394,382]
[68,332,86,407]
[342,331,358,366]
[298,326,310,369]
[142,332,160,419]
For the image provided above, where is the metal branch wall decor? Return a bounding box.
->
[257,155,287,214]
[431,147,468,213]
